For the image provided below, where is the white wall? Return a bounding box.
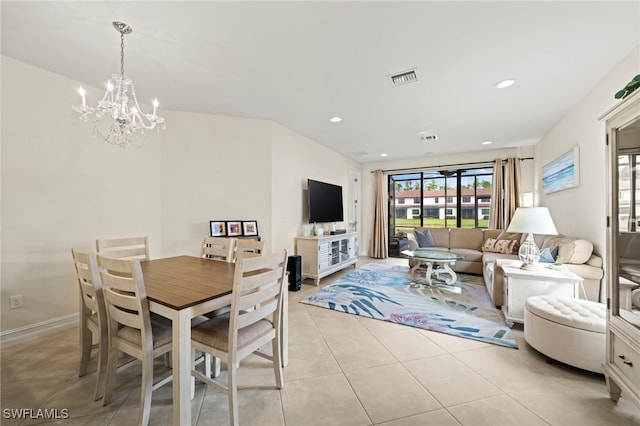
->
[270,122,362,255]
[359,146,535,255]
[1,57,360,336]
[535,46,640,259]
[1,56,163,332]
[159,111,273,257]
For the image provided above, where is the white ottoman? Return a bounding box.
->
[524,296,606,373]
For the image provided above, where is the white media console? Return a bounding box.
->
[294,232,358,285]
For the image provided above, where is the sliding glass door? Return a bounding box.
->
[388,167,493,254]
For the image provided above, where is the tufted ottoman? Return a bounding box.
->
[524,296,606,373]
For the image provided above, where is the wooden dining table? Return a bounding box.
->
[140,255,289,426]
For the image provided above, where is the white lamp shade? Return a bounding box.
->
[506,207,558,235]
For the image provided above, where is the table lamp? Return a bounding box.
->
[506,207,558,269]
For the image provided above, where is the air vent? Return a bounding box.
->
[388,68,418,87]
[352,150,368,156]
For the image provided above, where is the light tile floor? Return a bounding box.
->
[2,256,640,425]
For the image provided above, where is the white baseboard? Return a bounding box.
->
[0,313,79,348]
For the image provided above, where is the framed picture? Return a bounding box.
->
[210,221,226,237]
[242,220,259,236]
[542,146,580,194]
[226,221,243,236]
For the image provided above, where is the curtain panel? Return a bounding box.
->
[489,158,522,230]
[369,169,388,258]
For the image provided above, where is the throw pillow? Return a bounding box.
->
[414,229,435,247]
[482,238,519,254]
[557,239,593,264]
[538,246,559,263]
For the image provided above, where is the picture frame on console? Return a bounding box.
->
[242,220,259,236]
[210,221,226,237]
[226,221,243,236]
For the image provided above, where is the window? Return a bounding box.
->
[387,167,492,255]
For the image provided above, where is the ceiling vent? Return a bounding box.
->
[388,68,418,87]
[352,150,368,156]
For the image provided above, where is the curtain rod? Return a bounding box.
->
[370,157,534,174]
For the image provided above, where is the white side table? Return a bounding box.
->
[502,263,583,324]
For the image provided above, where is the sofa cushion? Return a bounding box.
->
[414,229,435,247]
[483,238,519,254]
[483,229,503,241]
[497,231,522,244]
[450,248,483,263]
[449,228,484,250]
[428,228,450,248]
[558,239,593,264]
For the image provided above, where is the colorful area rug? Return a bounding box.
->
[301,263,517,348]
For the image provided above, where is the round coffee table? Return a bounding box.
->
[403,249,464,286]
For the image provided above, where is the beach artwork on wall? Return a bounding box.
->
[542,147,580,194]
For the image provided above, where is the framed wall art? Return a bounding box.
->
[542,146,580,194]
[242,220,259,236]
[210,221,226,237]
[226,221,243,236]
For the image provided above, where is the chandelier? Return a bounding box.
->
[72,21,165,148]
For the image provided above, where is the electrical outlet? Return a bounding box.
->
[9,295,23,309]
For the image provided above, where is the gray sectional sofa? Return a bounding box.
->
[406,227,604,306]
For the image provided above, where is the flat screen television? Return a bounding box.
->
[307,179,344,223]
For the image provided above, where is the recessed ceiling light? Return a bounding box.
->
[482,140,493,145]
[495,79,515,89]
[330,116,342,123]
[380,153,388,157]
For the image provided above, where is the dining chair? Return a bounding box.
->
[71,249,108,401]
[234,238,265,260]
[96,236,150,260]
[201,236,236,262]
[97,254,172,426]
[190,249,288,426]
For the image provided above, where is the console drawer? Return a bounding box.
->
[612,333,640,385]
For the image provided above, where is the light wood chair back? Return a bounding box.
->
[71,249,108,401]
[96,236,150,260]
[191,249,288,426]
[97,254,172,426]
[234,238,265,260]
[201,237,236,262]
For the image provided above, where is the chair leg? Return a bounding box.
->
[204,354,221,378]
[94,334,109,401]
[102,346,119,406]
[79,323,92,377]
[228,356,239,426]
[139,352,154,426]
[272,336,284,389]
[191,348,197,400]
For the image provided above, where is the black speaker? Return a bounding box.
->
[287,255,302,291]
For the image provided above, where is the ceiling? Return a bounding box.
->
[2,1,639,163]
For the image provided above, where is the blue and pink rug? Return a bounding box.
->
[301,263,517,348]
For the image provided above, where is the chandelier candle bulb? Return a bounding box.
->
[78,86,86,107]
[152,98,158,116]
